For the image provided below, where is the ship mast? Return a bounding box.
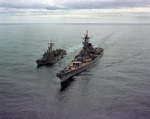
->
[82,30,91,46]
[48,39,54,53]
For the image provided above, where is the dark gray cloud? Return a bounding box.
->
[0,0,149,10]
[0,1,64,10]
[65,0,150,9]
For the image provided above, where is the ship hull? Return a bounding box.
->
[36,54,65,67]
[36,60,54,67]
[57,52,103,82]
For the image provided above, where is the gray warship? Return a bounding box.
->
[56,31,103,82]
[36,41,66,67]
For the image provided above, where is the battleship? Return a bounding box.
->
[57,31,103,82]
[36,41,66,67]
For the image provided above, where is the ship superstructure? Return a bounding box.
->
[36,40,66,67]
[57,31,103,82]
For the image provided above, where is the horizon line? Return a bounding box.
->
[0,23,150,25]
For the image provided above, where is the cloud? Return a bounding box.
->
[0,0,149,23]
[65,0,150,9]
[0,0,65,10]
[0,0,149,10]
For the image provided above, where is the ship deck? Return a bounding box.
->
[63,47,103,72]
[65,56,97,72]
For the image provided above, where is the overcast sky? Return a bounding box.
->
[0,0,150,23]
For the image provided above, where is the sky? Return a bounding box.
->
[0,0,150,23]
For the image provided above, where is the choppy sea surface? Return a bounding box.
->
[0,23,150,119]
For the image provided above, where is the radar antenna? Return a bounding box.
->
[86,30,88,36]
[48,39,54,53]
[81,30,91,43]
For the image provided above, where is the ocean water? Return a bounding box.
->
[0,23,150,119]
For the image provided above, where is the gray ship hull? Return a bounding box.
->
[58,52,103,82]
[36,60,54,67]
[36,55,64,67]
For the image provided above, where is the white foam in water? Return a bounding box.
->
[67,44,82,53]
